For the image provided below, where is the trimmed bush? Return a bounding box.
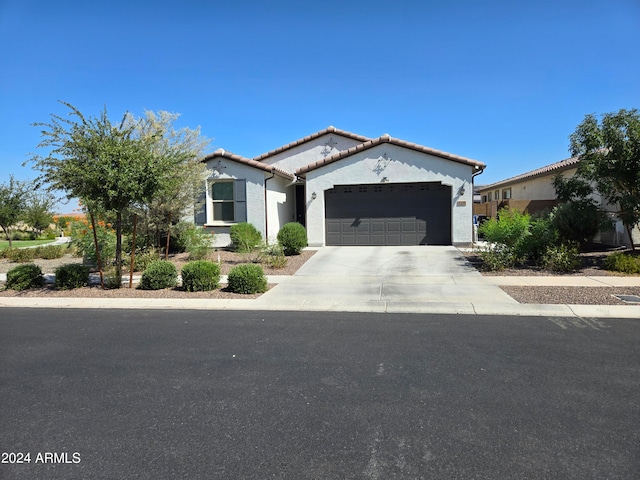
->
[6,247,36,263]
[277,222,308,256]
[543,243,580,273]
[139,260,178,290]
[230,222,262,253]
[54,264,91,290]
[604,252,640,274]
[181,260,220,292]
[227,264,268,294]
[35,244,66,259]
[5,264,45,291]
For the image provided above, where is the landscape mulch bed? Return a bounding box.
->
[0,249,315,300]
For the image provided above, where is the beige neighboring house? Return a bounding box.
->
[475,157,639,248]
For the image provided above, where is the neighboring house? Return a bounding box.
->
[196,126,485,247]
[475,157,639,247]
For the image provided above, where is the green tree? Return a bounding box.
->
[551,173,611,246]
[23,191,55,237]
[570,108,640,249]
[0,176,29,247]
[29,102,190,283]
[128,111,209,254]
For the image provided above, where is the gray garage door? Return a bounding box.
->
[325,182,452,246]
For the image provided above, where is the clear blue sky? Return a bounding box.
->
[1,0,638,212]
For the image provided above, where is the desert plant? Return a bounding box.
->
[54,264,91,290]
[181,260,220,292]
[262,242,287,269]
[175,222,213,260]
[277,222,307,256]
[35,244,66,259]
[604,252,640,274]
[227,264,268,294]
[230,222,262,253]
[70,219,116,266]
[542,243,581,273]
[104,267,124,289]
[6,247,36,263]
[479,244,518,271]
[139,260,178,290]
[5,263,45,291]
[478,208,531,266]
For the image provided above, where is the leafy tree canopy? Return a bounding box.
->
[28,102,210,281]
[0,176,30,247]
[570,108,640,249]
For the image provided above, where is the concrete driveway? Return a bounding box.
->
[255,246,517,311]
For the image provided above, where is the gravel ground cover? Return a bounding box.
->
[0,250,315,299]
[463,247,640,306]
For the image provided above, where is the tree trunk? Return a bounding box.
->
[626,224,636,251]
[165,213,172,260]
[2,227,12,249]
[115,210,123,288]
[129,213,138,288]
[89,211,104,289]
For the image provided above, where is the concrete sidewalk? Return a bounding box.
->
[1,246,639,318]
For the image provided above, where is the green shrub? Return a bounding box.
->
[550,200,612,246]
[54,264,91,290]
[478,208,531,248]
[35,244,66,259]
[230,222,262,253]
[277,222,308,256]
[181,260,220,292]
[604,252,640,274]
[176,223,213,260]
[227,264,268,294]
[5,264,45,291]
[478,208,531,265]
[70,220,116,266]
[124,248,160,273]
[104,267,124,289]
[543,243,580,273]
[519,217,559,265]
[479,245,518,271]
[6,248,36,263]
[43,228,58,240]
[139,260,178,290]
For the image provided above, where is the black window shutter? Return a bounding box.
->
[194,183,207,225]
[234,180,247,222]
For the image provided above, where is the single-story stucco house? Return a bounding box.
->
[195,127,486,247]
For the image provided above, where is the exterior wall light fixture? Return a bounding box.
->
[311,192,317,200]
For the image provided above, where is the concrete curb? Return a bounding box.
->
[0,297,637,318]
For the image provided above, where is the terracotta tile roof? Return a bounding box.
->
[479,156,580,191]
[252,126,371,162]
[295,134,485,176]
[201,149,295,180]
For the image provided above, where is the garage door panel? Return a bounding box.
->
[325,183,452,246]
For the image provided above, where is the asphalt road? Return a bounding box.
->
[1,309,639,480]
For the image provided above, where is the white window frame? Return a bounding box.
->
[209,180,235,223]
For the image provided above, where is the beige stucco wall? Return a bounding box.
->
[304,143,475,246]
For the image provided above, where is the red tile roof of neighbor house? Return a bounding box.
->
[201,149,295,180]
[252,126,372,162]
[295,134,486,176]
[479,156,580,190]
